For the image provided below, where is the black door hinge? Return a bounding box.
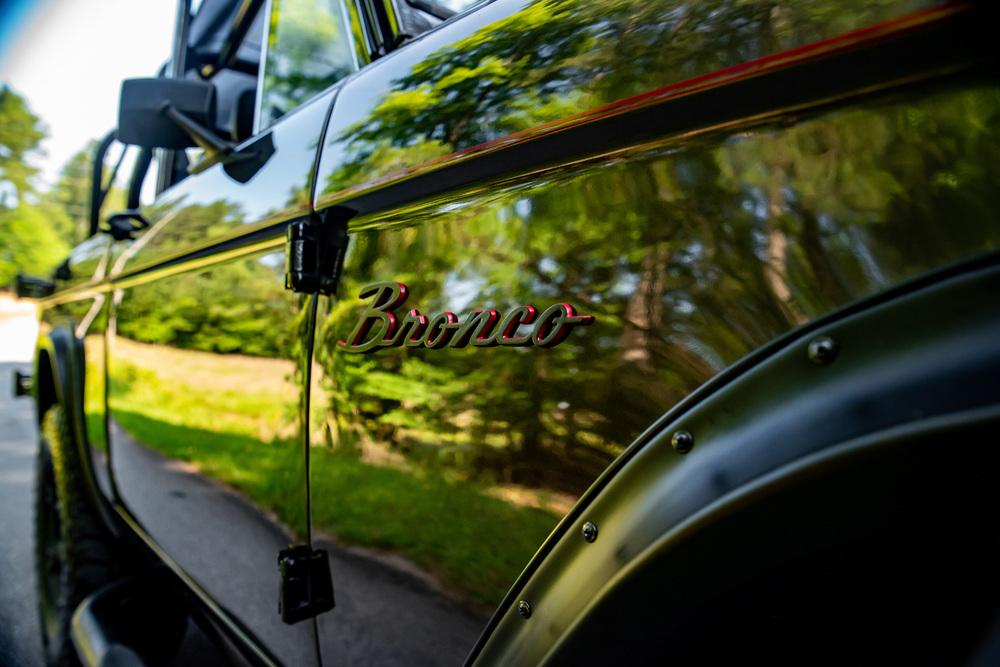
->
[278,545,335,624]
[284,217,349,295]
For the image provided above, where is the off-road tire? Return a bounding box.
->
[35,404,115,667]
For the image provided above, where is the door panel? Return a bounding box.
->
[106,88,336,666]
[309,82,1000,663]
[108,248,316,665]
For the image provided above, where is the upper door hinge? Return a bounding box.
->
[284,217,349,295]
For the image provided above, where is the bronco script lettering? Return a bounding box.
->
[338,281,595,353]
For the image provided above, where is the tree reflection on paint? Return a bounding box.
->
[106,81,1000,606]
[324,0,934,195]
[318,84,1000,512]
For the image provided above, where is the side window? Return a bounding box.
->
[256,0,359,130]
[94,139,148,231]
[95,140,156,224]
[137,149,159,208]
[99,141,133,214]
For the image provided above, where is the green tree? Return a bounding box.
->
[51,143,96,244]
[0,203,70,285]
[0,85,46,206]
[0,84,71,285]
[324,0,926,196]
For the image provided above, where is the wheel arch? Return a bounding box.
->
[469,254,1000,665]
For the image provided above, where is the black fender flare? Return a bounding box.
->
[34,325,119,537]
[469,254,1000,665]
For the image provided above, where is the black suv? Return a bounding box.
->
[19,0,1000,665]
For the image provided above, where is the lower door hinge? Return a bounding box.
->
[278,545,335,624]
[284,217,349,295]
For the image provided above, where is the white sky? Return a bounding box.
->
[0,0,177,189]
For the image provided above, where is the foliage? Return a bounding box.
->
[326,0,927,194]
[260,0,356,126]
[0,85,46,205]
[316,83,1000,503]
[109,202,301,358]
[0,84,134,285]
[50,144,97,245]
[108,341,557,605]
[0,202,71,286]
[0,85,76,285]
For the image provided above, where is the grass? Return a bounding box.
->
[309,449,558,606]
[108,338,560,607]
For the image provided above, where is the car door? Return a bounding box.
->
[104,1,364,663]
[305,0,1000,664]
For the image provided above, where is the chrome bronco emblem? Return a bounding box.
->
[338,281,594,353]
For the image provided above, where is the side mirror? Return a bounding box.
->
[14,274,55,299]
[118,78,216,149]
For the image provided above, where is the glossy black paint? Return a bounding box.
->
[97,87,339,663]
[502,259,1000,665]
[27,0,1000,664]
[314,0,968,211]
[107,249,317,667]
[309,79,1000,664]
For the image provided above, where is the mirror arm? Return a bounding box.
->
[14,274,55,299]
[160,103,257,175]
[161,102,233,156]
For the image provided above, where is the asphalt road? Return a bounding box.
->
[0,298,45,667]
[0,359,44,667]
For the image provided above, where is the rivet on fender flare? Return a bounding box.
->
[671,430,694,454]
[808,336,839,365]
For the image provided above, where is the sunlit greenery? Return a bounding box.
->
[326,0,931,195]
[108,337,558,605]
[114,243,297,358]
[0,203,71,286]
[0,85,46,204]
[0,85,71,285]
[260,0,357,128]
[0,85,128,285]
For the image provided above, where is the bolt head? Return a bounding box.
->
[582,521,598,543]
[670,430,694,454]
[517,600,532,619]
[808,336,838,365]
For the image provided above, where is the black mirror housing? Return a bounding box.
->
[14,274,55,299]
[118,78,216,149]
